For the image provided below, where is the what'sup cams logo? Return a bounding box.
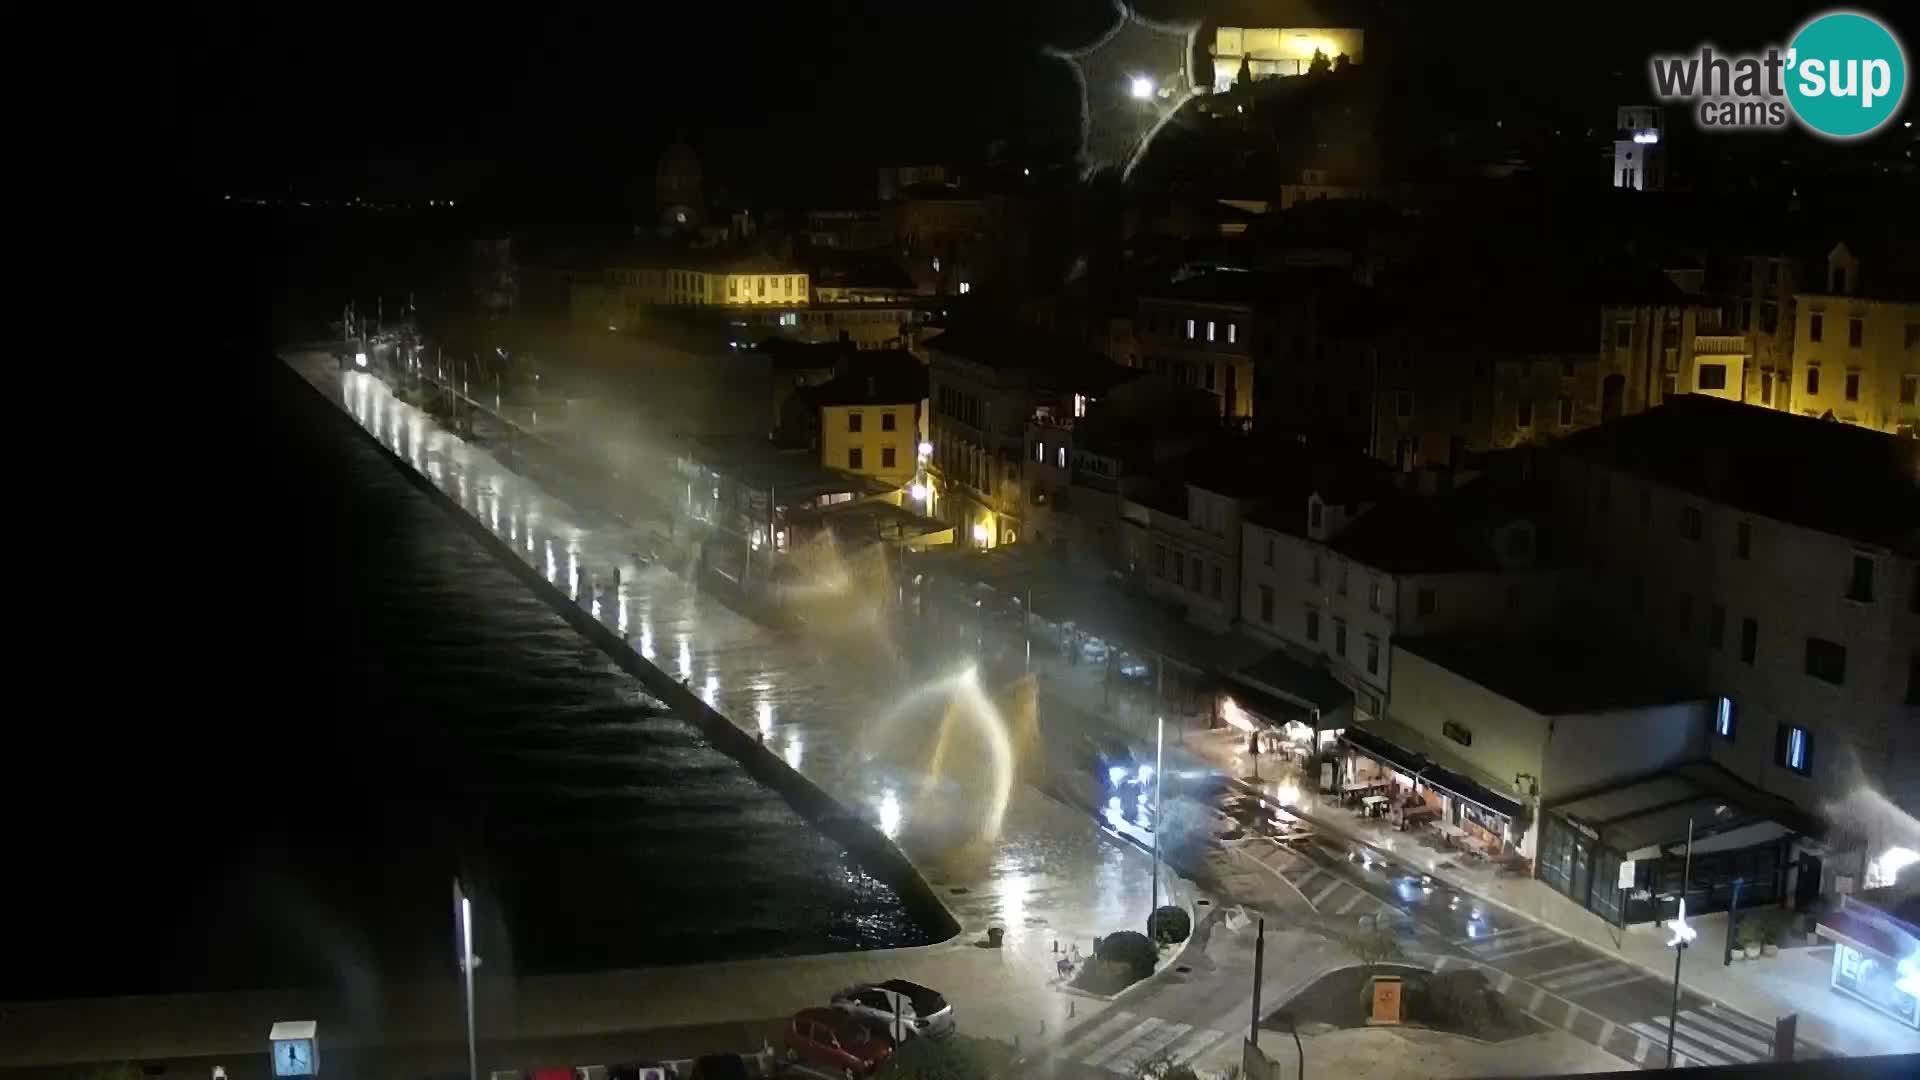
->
[1650,10,1907,138]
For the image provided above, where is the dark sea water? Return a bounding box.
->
[38,264,927,1000]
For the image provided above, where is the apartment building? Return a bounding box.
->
[1133,272,1262,421]
[924,326,1151,549]
[1792,242,1920,438]
[1122,439,1388,634]
[1553,396,1920,879]
[1241,470,1567,724]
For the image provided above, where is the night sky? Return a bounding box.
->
[167,1,1880,211]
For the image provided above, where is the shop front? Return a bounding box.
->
[1815,893,1920,1031]
[1217,650,1354,769]
[1336,721,1527,860]
[1540,763,1808,927]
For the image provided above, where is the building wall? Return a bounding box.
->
[1541,702,1711,800]
[1791,294,1920,436]
[1210,27,1364,88]
[1241,523,1396,719]
[1241,521,1566,722]
[1132,491,1243,631]
[1134,301,1255,420]
[1558,459,1920,816]
[594,266,810,309]
[1724,254,1802,413]
[1387,647,1552,798]
[820,402,920,487]
[926,354,1042,548]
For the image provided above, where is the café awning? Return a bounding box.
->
[1340,718,1524,820]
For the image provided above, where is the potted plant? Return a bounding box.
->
[1737,916,1765,960]
[1760,913,1783,957]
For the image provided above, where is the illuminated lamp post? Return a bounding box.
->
[1664,820,1696,1069]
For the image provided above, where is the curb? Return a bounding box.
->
[1211,767,1839,1061]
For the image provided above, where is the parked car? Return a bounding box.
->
[687,1054,750,1080]
[830,979,956,1042]
[785,1006,894,1077]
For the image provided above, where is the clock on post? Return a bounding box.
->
[268,1020,319,1077]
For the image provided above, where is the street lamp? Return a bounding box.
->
[1664,820,1696,1069]
[1149,715,1165,920]
[1129,76,1155,99]
[453,879,480,1080]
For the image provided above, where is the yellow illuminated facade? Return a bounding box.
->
[820,401,922,487]
[1792,244,1920,437]
[1210,27,1364,89]
[603,265,810,307]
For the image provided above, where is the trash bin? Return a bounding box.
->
[987,927,1004,948]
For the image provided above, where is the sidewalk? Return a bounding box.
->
[1179,727,1920,1060]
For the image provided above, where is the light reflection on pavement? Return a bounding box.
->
[302,355,1168,1003]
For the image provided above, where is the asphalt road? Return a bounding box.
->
[1030,782,1822,1078]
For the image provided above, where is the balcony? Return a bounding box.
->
[1693,335,1749,357]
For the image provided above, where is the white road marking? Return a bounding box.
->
[1082,1017,1164,1068]
[1452,924,1535,945]
[1310,880,1345,907]
[1334,891,1368,915]
[1106,1021,1192,1074]
[1561,971,1651,997]
[1058,1009,1138,1060]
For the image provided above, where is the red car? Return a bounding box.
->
[786,1006,894,1077]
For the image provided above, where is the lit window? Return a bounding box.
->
[1779,724,1812,775]
[1206,320,1216,342]
[1034,441,1046,463]
[1228,322,1238,344]
[1186,319,1196,340]
[1715,697,1736,740]
[958,281,971,295]
[1056,446,1067,468]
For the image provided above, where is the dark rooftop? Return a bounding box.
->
[1557,395,1920,555]
[1330,474,1554,574]
[1140,267,1348,308]
[685,435,892,500]
[1398,634,1698,716]
[923,323,1108,371]
[801,363,927,408]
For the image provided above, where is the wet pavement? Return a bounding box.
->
[296,350,1825,1076]
[290,352,1173,1017]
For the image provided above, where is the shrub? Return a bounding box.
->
[1149,905,1191,945]
[1426,971,1493,1034]
[1072,957,1139,995]
[1342,927,1401,974]
[1130,1049,1210,1080]
[1097,929,1160,979]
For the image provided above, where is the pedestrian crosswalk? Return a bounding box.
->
[1625,1006,1782,1069]
[1236,840,1398,920]
[1434,941,1797,1071]
[1054,1008,1237,1076]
